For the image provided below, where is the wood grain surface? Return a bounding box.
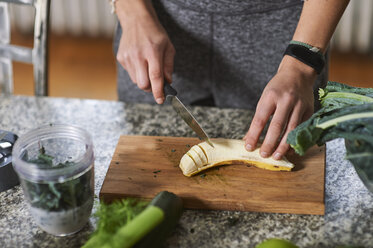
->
[100,135,325,215]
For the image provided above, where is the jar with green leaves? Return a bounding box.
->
[12,124,94,236]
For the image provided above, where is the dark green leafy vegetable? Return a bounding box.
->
[22,147,93,211]
[287,103,373,155]
[27,146,77,169]
[319,81,373,110]
[345,139,373,192]
[287,81,373,193]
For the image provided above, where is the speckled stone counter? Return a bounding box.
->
[0,95,372,248]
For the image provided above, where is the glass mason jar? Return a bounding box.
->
[12,124,94,236]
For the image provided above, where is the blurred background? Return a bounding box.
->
[6,0,373,100]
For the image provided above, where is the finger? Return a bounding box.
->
[116,52,137,84]
[260,100,293,158]
[148,50,165,104]
[116,50,127,70]
[126,63,137,85]
[244,99,276,151]
[272,103,305,160]
[163,44,175,83]
[135,59,151,92]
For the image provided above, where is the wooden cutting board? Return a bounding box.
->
[100,135,325,215]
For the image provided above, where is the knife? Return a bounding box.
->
[163,83,214,147]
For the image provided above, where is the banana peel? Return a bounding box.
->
[179,139,294,177]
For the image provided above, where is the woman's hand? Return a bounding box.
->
[243,56,317,160]
[242,0,349,160]
[116,0,175,104]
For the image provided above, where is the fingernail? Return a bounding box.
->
[260,151,268,158]
[246,144,253,151]
[273,152,282,160]
[156,98,164,104]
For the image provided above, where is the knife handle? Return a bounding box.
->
[163,82,177,97]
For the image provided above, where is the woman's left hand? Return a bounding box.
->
[243,55,317,160]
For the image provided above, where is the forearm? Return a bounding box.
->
[115,0,158,26]
[279,0,350,84]
[293,0,350,53]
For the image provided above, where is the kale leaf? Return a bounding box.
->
[287,81,373,192]
[287,103,373,155]
[345,139,373,192]
[319,81,373,111]
[23,148,93,211]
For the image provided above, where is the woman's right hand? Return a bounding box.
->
[116,0,175,104]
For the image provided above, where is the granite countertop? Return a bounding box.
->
[0,95,372,248]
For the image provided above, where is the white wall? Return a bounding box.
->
[8,0,373,53]
[10,0,116,37]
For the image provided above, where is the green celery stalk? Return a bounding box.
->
[104,206,164,248]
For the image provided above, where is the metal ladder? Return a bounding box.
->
[0,0,50,96]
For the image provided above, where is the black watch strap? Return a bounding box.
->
[284,43,325,74]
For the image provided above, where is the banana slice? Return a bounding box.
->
[179,139,294,177]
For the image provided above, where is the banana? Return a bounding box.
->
[179,139,294,177]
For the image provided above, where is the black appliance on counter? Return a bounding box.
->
[0,130,19,192]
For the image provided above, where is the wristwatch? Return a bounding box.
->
[284,41,326,74]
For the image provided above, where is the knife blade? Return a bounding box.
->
[163,83,214,147]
